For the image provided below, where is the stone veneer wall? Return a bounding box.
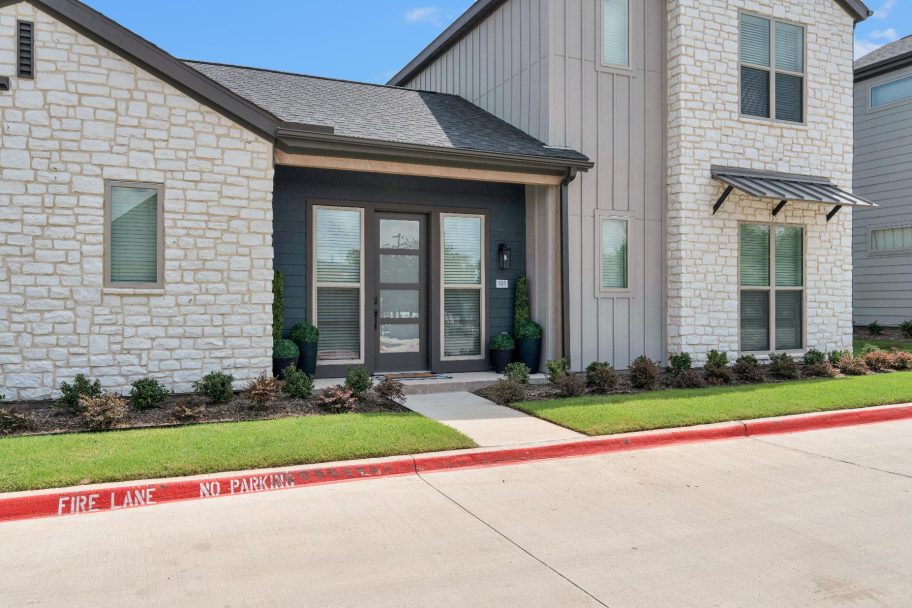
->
[665,0,856,363]
[0,3,275,400]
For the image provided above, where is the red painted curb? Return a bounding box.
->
[2,404,911,524]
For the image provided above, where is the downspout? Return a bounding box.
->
[559,168,578,368]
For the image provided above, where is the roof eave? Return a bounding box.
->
[837,0,874,22]
[855,50,912,81]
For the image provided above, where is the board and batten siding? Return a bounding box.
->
[405,0,667,370]
[853,64,912,326]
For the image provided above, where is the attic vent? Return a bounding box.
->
[17,20,34,79]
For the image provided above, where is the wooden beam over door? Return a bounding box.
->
[274,150,564,187]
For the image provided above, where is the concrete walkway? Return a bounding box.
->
[403,391,582,447]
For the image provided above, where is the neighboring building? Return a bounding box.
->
[853,37,912,327]
[391,0,873,369]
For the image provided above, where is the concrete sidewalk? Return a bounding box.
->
[403,391,582,447]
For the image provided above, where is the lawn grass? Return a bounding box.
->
[854,339,912,355]
[0,413,474,493]
[515,372,912,437]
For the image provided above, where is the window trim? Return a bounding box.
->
[311,204,366,367]
[738,221,807,355]
[868,224,912,255]
[738,12,807,126]
[869,73,912,111]
[598,0,633,73]
[103,180,165,289]
[596,213,632,295]
[440,212,486,362]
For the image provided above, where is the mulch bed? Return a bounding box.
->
[0,391,407,438]
[854,326,912,342]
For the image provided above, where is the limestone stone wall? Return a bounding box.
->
[665,0,856,363]
[0,3,275,400]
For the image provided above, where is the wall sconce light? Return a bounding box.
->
[498,244,511,270]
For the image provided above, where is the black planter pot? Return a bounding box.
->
[273,357,297,379]
[516,338,542,374]
[490,349,513,374]
[297,342,318,375]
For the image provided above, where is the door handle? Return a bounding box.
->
[374,297,379,331]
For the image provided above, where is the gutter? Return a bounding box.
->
[855,49,912,82]
[559,168,578,367]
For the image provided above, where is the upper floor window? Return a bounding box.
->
[602,0,629,67]
[871,75,912,108]
[871,226,912,252]
[739,14,805,123]
[105,182,163,287]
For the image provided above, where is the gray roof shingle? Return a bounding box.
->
[186,60,589,165]
[855,35,912,71]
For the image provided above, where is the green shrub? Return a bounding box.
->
[282,366,314,399]
[706,350,729,368]
[867,321,884,336]
[0,408,28,435]
[79,393,127,431]
[860,343,881,356]
[489,333,516,351]
[129,378,169,410]
[515,320,543,340]
[319,385,357,411]
[194,371,235,404]
[803,362,837,378]
[373,377,406,404]
[585,362,618,393]
[273,271,284,343]
[290,322,319,344]
[554,372,587,397]
[488,378,526,405]
[504,362,531,384]
[900,321,912,339]
[704,363,733,386]
[674,369,706,389]
[803,349,826,366]
[546,358,569,383]
[513,276,531,332]
[769,353,800,379]
[57,374,102,412]
[246,372,280,410]
[273,339,299,359]
[828,350,851,366]
[732,355,764,383]
[344,366,373,396]
[629,356,660,390]
[667,352,692,375]
[837,356,868,376]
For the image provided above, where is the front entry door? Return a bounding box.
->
[372,213,428,372]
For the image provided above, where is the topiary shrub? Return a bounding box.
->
[891,350,912,370]
[900,321,912,339]
[515,320,543,340]
[319,385,357,411]
[546,358,569,383]
[674,369,706,389]
[0,408,29,435]
[837,356,869,376]
[828,350,851,366]
[629,356,660,390]
[585,361,618,393]
[57,374,102,413]
[513,276,531,332]
[273,339,299,360]
[344,366,373,396]
[769,353,800,380]
[289,322,319,344]
[272,270,284,343]
[667,352,692,375]
[803,349,826,366]
[246,371,280,410]
[803,361,837,378]
[732,355,764,383]
[867,321,884,337]
[194,371,235,404]
[171,397,205,423]
[863,349,896,372]
[488,378,526,405]
[129,378,169,410]
[489,333,516,351]
[373,377,406,404]
[504,362,531,384]
[554,372,587,397]
[282,366,314,399]
[79,393,127,431]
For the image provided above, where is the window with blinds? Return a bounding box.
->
[602,0,629,67]
[740,224,804,352]
[740,14,804,123]
[441,214,484,359]
[314,207,363,363]
[600,219,628,290]
[871,226,912,251]
[872,75,912,108]
[107,183,162,286]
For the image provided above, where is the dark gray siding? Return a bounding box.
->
[854,64,912,326]
[273,166,526,340]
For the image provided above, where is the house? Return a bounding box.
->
[853,37,912,327]
[0,0,870,401]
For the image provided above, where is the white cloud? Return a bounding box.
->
[874,0,898,19]
[405,7,445,27]
[872,27,900,40]
[855,39,884,58]
[855,24,902,59]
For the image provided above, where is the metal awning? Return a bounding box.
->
[711,166,877,221]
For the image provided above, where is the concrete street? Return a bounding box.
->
[4,420,912,607]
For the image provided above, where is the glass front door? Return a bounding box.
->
[373,213,427,372]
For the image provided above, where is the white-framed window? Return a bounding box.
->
[740,223,805,353]
[599,217,629,291]
[312,205,364,364]
[440,213,485,360]
[601,0,630,68]
[872,74,912,108]
[739,13,805,123]
[871,226,912,252]
[104,181,164,288]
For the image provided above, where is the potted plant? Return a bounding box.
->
[489,333,515,374]
[290,322,319,375]
[513,276,543,373]
[273,339,299,378]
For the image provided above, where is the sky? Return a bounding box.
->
[81,0,912,83]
